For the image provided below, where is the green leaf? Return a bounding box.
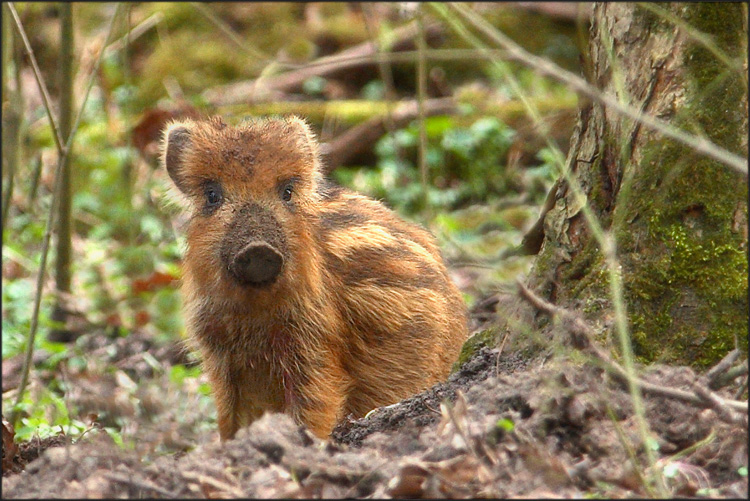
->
[496,417,515,432]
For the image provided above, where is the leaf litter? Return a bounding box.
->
[3,336,747,498]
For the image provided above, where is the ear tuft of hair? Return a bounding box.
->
[163,121,194,193]
[286,115,323,180]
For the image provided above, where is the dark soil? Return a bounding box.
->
[3,333,748,498]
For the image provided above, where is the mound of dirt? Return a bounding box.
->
[3,345,747,498]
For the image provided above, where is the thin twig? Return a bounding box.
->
[443,391,498,469]
[606,406,654,495]
[267,47,513,69]
[416,5,430,219]
[7,2,64,154]
[103,11,164,58]
[1,9,21,231]
[600,233,658,473]
[360,4,398,136]
[189,2,269,62]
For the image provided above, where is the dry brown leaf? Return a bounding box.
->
[387,461,430,498]
[2,418,18,473]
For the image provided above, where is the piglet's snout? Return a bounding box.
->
[229,241,283,287]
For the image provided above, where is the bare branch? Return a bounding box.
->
[320,98,456,173]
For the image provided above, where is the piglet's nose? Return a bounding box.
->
[230,242,283,287]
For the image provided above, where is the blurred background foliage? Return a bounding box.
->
[2,2,585,447]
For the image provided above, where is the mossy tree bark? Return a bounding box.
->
[520,3,748,367]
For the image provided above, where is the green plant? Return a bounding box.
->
[335,116,519,216]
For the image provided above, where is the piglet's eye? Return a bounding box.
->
[282,185,293,202]
[203,181,224,210]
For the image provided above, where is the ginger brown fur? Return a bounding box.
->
[162,116,468,440]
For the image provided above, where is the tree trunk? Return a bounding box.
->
[50,2,74,342]
[2,5,23,232]
[515,3,748,367]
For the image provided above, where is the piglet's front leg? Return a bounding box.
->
[283,355,351,438]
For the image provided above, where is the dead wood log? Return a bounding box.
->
[204,21,445,106]
[320,97,457,173]
[512,2,593,22]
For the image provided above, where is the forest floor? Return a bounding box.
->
[2,298,748,499]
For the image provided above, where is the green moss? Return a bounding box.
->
[613,3,748,368]
[451,327,500,373]
[633,3,680,35]
[565,239,605,294]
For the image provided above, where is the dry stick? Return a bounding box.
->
[103,11,164,58]
[204,47,512,106]
[10,4,123,423]
[606,406,652,493]
[188,2,269,62]
[712,362,749,391]
[7,3,64,154]
[203,20,444,105]
[433,0,624,378]
[445,392,499,468]
[431,1,581,257]
[321,97,456,173]
[360,3,398,137]
[692,383,745,426]
[734,376,748,401]
[105,473,177,499]
[181,471,245,498]
[251,47,514,70]
[516,280,748,417]
[54,1,74,322]
[444,2,747,176]
[704,349,740,386]
[600,233,659,482]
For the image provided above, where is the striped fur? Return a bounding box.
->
[162,116,468,440]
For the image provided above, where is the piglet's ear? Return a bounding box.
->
[162,122,193,193]
[286,116,320,169]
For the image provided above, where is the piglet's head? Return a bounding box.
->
[162,116,322,292]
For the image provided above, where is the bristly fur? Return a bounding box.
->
[161,115,469,440]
